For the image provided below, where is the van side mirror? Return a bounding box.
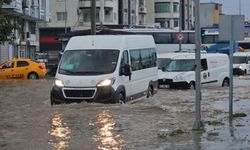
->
[121,64,131,77]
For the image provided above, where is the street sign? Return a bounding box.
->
[219,15,244,41]
[219,15,245,120]
[177,32,184,41]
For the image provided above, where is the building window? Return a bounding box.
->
[155,2,170,13]
[155,18,170,28]
[82,8,100,22]
[173,2,179,13]
[56,12,67,21]
[174,18,179,27]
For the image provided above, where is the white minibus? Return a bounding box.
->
[50,35,158,105]
[158,52,229,89]
[233,52,250,75]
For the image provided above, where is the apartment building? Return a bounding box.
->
[154,0,194,30]
[39,0,150,63]
[0,0,49,62]
[200,3,222,27]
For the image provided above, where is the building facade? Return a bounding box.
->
[0,0,49,62]
[200,3,222,27]
[154,0,194,30]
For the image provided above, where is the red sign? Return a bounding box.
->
[177,32,184,41]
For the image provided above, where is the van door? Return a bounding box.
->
[118,50,133,97]
[201,59,213,84]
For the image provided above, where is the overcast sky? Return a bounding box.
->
[200,0,250,20]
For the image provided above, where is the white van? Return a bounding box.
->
[50,35,158,105]
[158,52,229,89]
[233,52,250,75]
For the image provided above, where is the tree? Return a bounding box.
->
[0,0,13,44]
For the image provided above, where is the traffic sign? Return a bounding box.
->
[177,32,184,41]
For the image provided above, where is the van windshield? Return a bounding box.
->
[158,58,171,70]
[165,59,195,72]
[233,56,247,64]
[59,50,119,75]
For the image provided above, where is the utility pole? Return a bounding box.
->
[128,0,131,25]
[193,0,202,129]
[178,0,182,52]
[239,0,241,15]
[91,0,96,35]
[64,0,67,33]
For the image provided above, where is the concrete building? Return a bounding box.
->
[39,0,151,65]
[154,0,194,30]
[0,0,49,62]
[200,3,222,27]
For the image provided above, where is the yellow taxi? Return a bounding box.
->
[0,58,47,79]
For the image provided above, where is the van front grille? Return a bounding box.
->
[62,88,96,99]
[158,79,173,84]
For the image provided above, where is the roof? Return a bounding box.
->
[157,52,227,60]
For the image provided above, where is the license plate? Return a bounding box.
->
[159,84,170,88]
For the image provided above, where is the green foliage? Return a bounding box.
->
[0,0,13,44]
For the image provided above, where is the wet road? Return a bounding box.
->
[0,76,250,150]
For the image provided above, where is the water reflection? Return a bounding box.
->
[48,114,71,150]
[93,111,124,150]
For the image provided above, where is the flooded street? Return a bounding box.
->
[0,76,250,150]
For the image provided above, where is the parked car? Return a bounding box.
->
[158,52,230,89]
[233,51,250,75]
[0,58,47,79]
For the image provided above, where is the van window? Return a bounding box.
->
[59,50,119,75]
[130,48,157,71]
[201,59,208,71]
[166,59,195,72]
[121,51,129,66]
[158,58,171,70]
[233,56,248,64]
[120,51,129,75]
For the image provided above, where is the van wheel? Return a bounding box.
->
[117,92,125,104]
[147,86,153,98]
[50,95,60,105]
[189,81,195,89]
[243,70,247,75]
[28,72,38,79]
[222,78,229,87]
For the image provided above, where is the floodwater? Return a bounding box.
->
[0,76,250,150]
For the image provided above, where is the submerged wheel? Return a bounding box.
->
[243,70,247,75]
[189,81,195,89]
[147,85,153,98]
[28,72,38,79]
[117,92,125,104]
[222,78,229,87]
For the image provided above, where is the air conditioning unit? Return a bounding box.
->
[139,7,146,13]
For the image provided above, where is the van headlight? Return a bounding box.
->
[54,79,64,87]
[174,74,185,81]
[97,78,115,87]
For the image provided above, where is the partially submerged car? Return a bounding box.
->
[0,58,47,79]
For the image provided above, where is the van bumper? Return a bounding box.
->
[50,85,117,104]
[158,79,189,89]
